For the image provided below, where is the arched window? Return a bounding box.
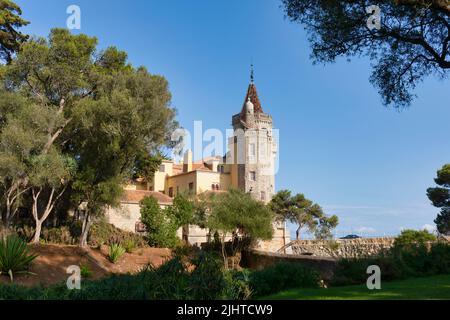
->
[215,184,220,190]
[211,184,216,190]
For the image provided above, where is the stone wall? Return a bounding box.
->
[241,250,338,281]
[286,238,395,258]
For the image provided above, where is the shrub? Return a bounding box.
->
[143,252,252,300]
[140,196,179,248]
[332,242,450,286]
[88,219,147,248]
[249,263,320,297]
[41,227,76,245]
[393,229,436,250]
[222,269,252,300]
[0,235,39,282]
[108,244,126,264]
[332,254,405,286]
[173,243,198,257]
[143,256,189,299]
[0,252,329,300]
[15,225,35,242]
[16,221,82,244]
[187,251,226,300]
[428,243,450,274]
[122,239,137,253]
[80,264,93,278]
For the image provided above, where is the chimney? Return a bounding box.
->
[183,149,193,173]
[211,159,220,172]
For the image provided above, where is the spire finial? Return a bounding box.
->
[250,63,254,84]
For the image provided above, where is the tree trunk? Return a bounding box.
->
[296,226,301,240]
[221,233,228,269]
[31,187,64,244]
[79,211,92,247]
[32,220,42,244]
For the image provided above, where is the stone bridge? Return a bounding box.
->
[278,237,396,258]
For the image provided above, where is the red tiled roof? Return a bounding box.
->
[192,163,210,171]
[171,161,213,177]
[240,83,263,117]
[121,190,173,205]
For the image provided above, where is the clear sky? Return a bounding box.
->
[16,0,450,238]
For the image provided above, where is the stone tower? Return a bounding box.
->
[229,68,277,203]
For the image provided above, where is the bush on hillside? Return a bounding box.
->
[0,251,253,300]
[88,219,147,248]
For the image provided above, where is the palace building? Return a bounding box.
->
[106,71,290,252]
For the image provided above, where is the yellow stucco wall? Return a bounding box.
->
[166,171,196,196]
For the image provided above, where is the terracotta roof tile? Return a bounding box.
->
[241,83,263,117]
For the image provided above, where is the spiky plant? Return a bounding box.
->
[0,235,38,282]
[108,243,126,264]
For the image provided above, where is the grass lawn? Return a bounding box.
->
[262,274,450,300]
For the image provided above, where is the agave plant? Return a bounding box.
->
[0,235,38,282]
[108,243,126,264]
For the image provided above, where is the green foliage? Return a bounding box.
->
[0,251,251,300]
[122,238,137,253]
[144,253,248,300]
[41,226,78,245]
[187,251,226,300]
[332,255,404,286]
[144,256,189,299]
[140,196,179,248]
[315,214,339,240]
[270,190,338,240]
[167,193,194,228]
[132,150,164,180]
[332,243,450,286]
[87,219,147,248]
[1,27,177,240]
[108,244,126,264]
[206,189,273,267]
[0,0,29,63]
[80,264,93,278]
[281,0,450,108]
[222,269,253,300]
[427,164,450,235]
[0,235,38,282]
[191,192,210,229]
[208,189,274,242]
[393,229,436,250]
[249,263,320,297]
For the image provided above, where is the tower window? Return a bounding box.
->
[249,143,256,156]
[260,191,266,201]
[249,171,256,181]
[159,164,166,172]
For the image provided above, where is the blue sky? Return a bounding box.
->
[17,0,450,238]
